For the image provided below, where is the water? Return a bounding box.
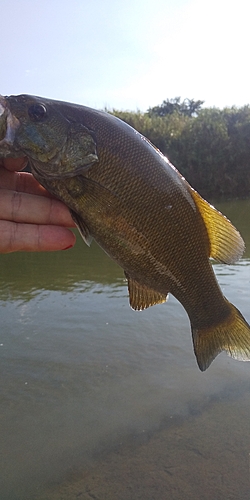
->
[0,199,250,500]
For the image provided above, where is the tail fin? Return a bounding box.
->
[192,301,250,371]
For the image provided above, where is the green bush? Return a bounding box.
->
[110,103,250,200]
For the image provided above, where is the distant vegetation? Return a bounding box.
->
[110,97,250,200]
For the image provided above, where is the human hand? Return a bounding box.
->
[0,158,76,253]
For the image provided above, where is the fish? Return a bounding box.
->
[0,93,250,371]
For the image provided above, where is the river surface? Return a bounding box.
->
[0,199,250,500]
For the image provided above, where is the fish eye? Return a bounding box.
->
[28,103,47,122]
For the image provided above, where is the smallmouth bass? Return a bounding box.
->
[0,94,249,371]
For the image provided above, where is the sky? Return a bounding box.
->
[1,0,250,111]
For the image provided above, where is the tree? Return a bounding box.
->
[109,103,250,199]
[147,97,204,118]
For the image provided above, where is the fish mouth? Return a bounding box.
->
[0,96,21,156]
[0,101,8,141]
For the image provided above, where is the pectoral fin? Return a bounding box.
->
[70,209,93,246]
[125,272,168,310]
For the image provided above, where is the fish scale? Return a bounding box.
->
[0,94,249,371]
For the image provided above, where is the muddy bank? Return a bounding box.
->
[35,387,250,500]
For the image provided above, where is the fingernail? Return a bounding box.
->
[62,244,74,250]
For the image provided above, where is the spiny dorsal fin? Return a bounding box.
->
[125,272,168,310]
[190,189,245,264]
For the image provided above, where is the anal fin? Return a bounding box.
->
[125,272,168,310]
[70,209,93,247]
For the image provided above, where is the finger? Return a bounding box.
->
[0,189,75,227]
[0,220,76,253]
[0,168,52,197]
[0,157,28,171]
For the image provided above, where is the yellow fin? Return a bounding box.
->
[192,300,250,371]
[190,188,245,263]
[125,273,167,311]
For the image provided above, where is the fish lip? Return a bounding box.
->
[0,95,21,154]
[0,98,8,142]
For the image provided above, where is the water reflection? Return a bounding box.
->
[0,198,250,500]
[0,235,124,301]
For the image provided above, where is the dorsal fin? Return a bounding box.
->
[125,272,168,310]
[190,189,245,264]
